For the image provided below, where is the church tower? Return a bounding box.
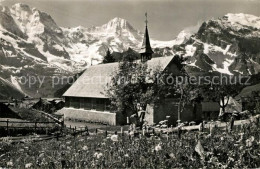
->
[140,13,154,62]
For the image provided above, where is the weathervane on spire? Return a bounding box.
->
[145,12,148,27]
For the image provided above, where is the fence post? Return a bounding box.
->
[35,122,37,132]
[121,127,123,136]
[6,119,9,136]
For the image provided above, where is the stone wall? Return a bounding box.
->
[59,108,116,125]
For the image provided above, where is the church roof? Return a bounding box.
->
[140,26,154,54]
[63,56,176,98]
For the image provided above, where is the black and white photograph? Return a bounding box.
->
[0,0,260,168]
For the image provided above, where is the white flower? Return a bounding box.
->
[239,146,244,150]
[7,161,13,167]
[246,136,255,147]
[155,143,162,151]
[25,163,33,168]
[82,145,88,151]
[228,157,234,162]
[195,140,205,160]
[209,156,218,163]
[97,153,103,159]
[79,138,84,142]
[111,134,118,142]
[94,152,103,159]
[124,154,129,157]
[169,153,175,159]
[220,137,224,141]
[39,153,44,158]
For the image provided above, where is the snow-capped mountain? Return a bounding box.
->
[176,13,260,75]
[0,3,180,98]
[1,3,259,98]
[62,17,182,63]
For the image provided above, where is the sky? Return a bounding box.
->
[1,0,260,40]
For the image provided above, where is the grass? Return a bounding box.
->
[11,107,54,122]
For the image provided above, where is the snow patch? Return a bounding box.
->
[225,13,260,29]
[212,59,233,75]
[10,75,26,94]
[184,45,196,57]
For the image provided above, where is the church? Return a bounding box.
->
[58,15,202,125]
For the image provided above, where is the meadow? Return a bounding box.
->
[0,123,259,168]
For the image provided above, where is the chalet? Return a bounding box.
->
[58,15,202,125]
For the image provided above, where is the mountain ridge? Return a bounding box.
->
[0,3,260,98]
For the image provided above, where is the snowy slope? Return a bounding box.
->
[175,13,260,76]
[0,76,24,99]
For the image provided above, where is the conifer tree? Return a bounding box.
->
[103,49,115,63]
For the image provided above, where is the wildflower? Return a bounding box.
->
[82,145,88,151]
[195,140,205,160]
[169,153,175,159]
[228,157,235,162]
[124,154,129,157]
[209,156,218,163]
[129,131,134,137]
[39,153,44,158]
[94,152,103,159]
[25,163,33,168]
[220,137,224,141]
[7,161,13,167]
[111,134,118,142]
[246,136,255,147]
[155,143,162,151]
[79,138,84,142]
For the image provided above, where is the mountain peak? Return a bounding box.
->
[223,13,260,29]
[109,17,127,23]
[106,17,130,30]
[11,3,32,12]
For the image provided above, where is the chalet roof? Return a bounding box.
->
[63,56,175,98]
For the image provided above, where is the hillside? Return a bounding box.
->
[0,77,24,99]
[176,13,260,76]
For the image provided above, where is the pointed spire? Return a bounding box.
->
[140,12,153,62]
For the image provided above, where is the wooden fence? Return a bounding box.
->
[0,119,60,136]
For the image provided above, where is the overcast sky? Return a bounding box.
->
[2,0,260,40]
